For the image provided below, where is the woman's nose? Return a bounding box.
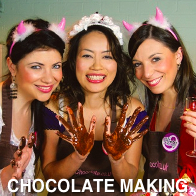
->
[90,58,103,71]
[41,70,54,84]
[143,63,154,79]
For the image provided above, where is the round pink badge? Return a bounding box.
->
[162,133,179,152]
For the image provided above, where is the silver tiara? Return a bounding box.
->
[69,13,123,45]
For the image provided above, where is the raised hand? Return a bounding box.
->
[181,110,196,138]
[103,103,149,161]
[56,102,96,156]
[11,133,35,180]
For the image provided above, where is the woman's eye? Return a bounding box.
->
[152,57,160,62]
[103,55,113,60]
[53,64,61,69]
[82,54,92,58]
[31,65,41,69]
[133,62,141,68]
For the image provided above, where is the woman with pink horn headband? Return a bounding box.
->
[0,18,66,195]
[124,7,196,195]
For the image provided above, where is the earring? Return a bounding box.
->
[10,76,18,99]
[177,63,181,70]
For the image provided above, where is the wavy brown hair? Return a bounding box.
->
[128,24,196,113]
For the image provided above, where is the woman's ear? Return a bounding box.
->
[175,47,183,65]
[6,57,17,76]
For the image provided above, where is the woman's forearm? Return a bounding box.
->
[110,156,138,184]
[43,151,87,186]
[0,165,15,190]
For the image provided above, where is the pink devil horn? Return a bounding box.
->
[17,20,26,35]
[58,18,66,30]
[123,21,134,32]
[155,7,164,24]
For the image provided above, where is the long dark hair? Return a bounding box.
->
[128,24,196,113]
[60,25,135,110]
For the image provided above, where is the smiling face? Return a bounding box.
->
[132,39,182,95]
[76,31,117,96]
[9,48,62,102]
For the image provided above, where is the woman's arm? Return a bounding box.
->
[0,144,33,190]
[41,102,95,186]
[1,165,15,189]
[41,129,87,186]
[0,167,13,196]
[110,136,142,184]
[108,98,147,183]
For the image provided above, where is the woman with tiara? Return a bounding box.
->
[41,13,149,195]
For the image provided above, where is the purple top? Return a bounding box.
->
[42,106,149,133]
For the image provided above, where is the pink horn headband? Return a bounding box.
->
[123,7,178,41]
[150,7,178,41]
[9,18,66,56]
[122,21,134,32]
[17,20,26,35]
[9,21,24,55]
[58,17,66,30]
[155,7,164,24]
[48,17,66,42]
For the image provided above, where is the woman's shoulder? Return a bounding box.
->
[44,94,68,115]
[127,97,145,116]
[45,95,59,113]
[115,97,145,119]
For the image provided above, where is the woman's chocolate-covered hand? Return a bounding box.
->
[11,134,35,180]
[56,102,96,156]
[103,103,149,161]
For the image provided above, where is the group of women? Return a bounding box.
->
[0,6,195,196]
